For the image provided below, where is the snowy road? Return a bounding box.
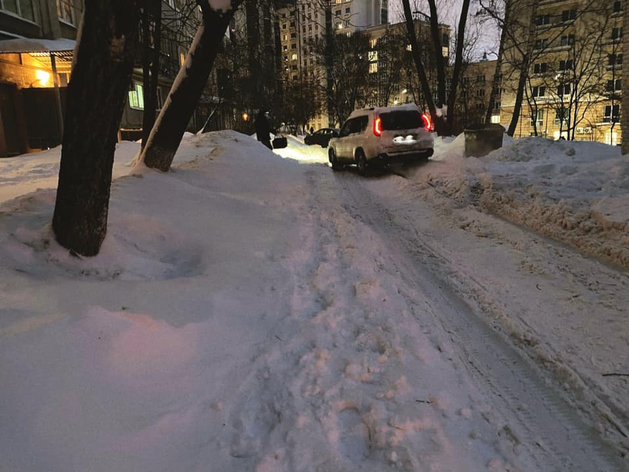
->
[277,158,626,471]
[1,132,628,471]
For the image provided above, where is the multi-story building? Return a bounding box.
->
[276,0,388,129]
[364,14,450,111]
[459,56,500,128]
[0,0,83,156]
[500,0,623,144]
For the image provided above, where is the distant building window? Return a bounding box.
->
[56,0,78,25]
[607,79,622,91]
[558,59,573,70]
[612,27,623,40]
[1,0,36,21]
[491,115,500,124]
[530,109,544,127]
[369,63,378,74]
[128,82,144,110]
[557,83,571,96]
[613,1,622,13]
[534,62,547,73]
[604,104,620,123]
[534,39,548,50]
[609,54,623,66]
[560,34,575,46]
[561,9,576,22]
[536,14,550,26]
[532,86,545,97]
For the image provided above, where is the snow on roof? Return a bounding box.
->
[0,37,76,54]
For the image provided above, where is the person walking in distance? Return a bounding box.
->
[255,109,272,149]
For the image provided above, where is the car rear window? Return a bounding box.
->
[379,110,424,130]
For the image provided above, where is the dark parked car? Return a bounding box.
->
[304,128,339,147]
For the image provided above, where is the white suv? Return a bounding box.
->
[327,104,434,175]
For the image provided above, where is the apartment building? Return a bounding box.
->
[459,56,500,128]
[0,0,82,156]
[276,0,388,129]
[364,14,450,111]
[500,0,623,144]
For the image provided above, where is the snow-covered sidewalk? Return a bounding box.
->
[0,132,627,471]
[425,136,629,268]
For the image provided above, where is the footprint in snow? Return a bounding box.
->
[337,407,370,462]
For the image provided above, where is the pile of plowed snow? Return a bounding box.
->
[423,136,629,268]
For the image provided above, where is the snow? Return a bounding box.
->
[421,135,629,268]
[1,131,628,471]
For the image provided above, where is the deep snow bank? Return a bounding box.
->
[424,136,629,268]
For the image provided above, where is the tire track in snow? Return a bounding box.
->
[338,172,627,471]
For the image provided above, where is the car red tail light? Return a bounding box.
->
[422,113,433,131]
[373,117,383,136]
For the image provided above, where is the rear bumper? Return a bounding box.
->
[372,147,434,165]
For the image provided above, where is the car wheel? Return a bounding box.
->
[329,148,343,171]
[356,150,368,176]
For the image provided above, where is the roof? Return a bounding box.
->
[0,38,76,54]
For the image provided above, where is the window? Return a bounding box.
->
[609,54,623,66]
[369,62,378,73]
[613,1,622,13]
[607,79,622,91]
[291,32,296,38]
[368,51,378,62]
[604,105,620,123]
[345,7,350,13]
[554,107,568,125]
[1,0,36,21]
[291,53,297,60]
[534,39,548,50]
[530,109,544,127]
[335,9,340,16]
[534,63,548,74]
[291,43,296,49]
[612,27,623,40]
[477,88,485,97]
[128,82,144,110]
[536,14,550,26]
[532,86,546,97]
[557,83,571,96]
[491,115,501,124]
[559,59,573,70]
[476,75,485,83]
[560,34,575,47]
[442,46,449,57]
[561,9,576,21]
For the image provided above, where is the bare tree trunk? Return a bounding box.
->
[141,2,240,172]
[485,0,511,125]
[402,0,439,130]
[52,0,148,257]
[427,0,446,108]
[445,0,471,135]
[507,0,538,136]
[141,0,163,149]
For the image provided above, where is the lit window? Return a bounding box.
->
[128,83,144,110]
[491,115,500,124]
[369,63,378,74]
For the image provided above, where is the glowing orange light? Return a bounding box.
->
[373,117,382,136]
[422,113,433,131]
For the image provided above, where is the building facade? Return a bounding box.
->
[276,0,388,129]
[500,0,623,144]
[0,0,82,156]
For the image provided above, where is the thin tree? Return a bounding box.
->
[401,0,472,135]
[53,0,152,257]
[140,0,244,172]
[141,0,163,149]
